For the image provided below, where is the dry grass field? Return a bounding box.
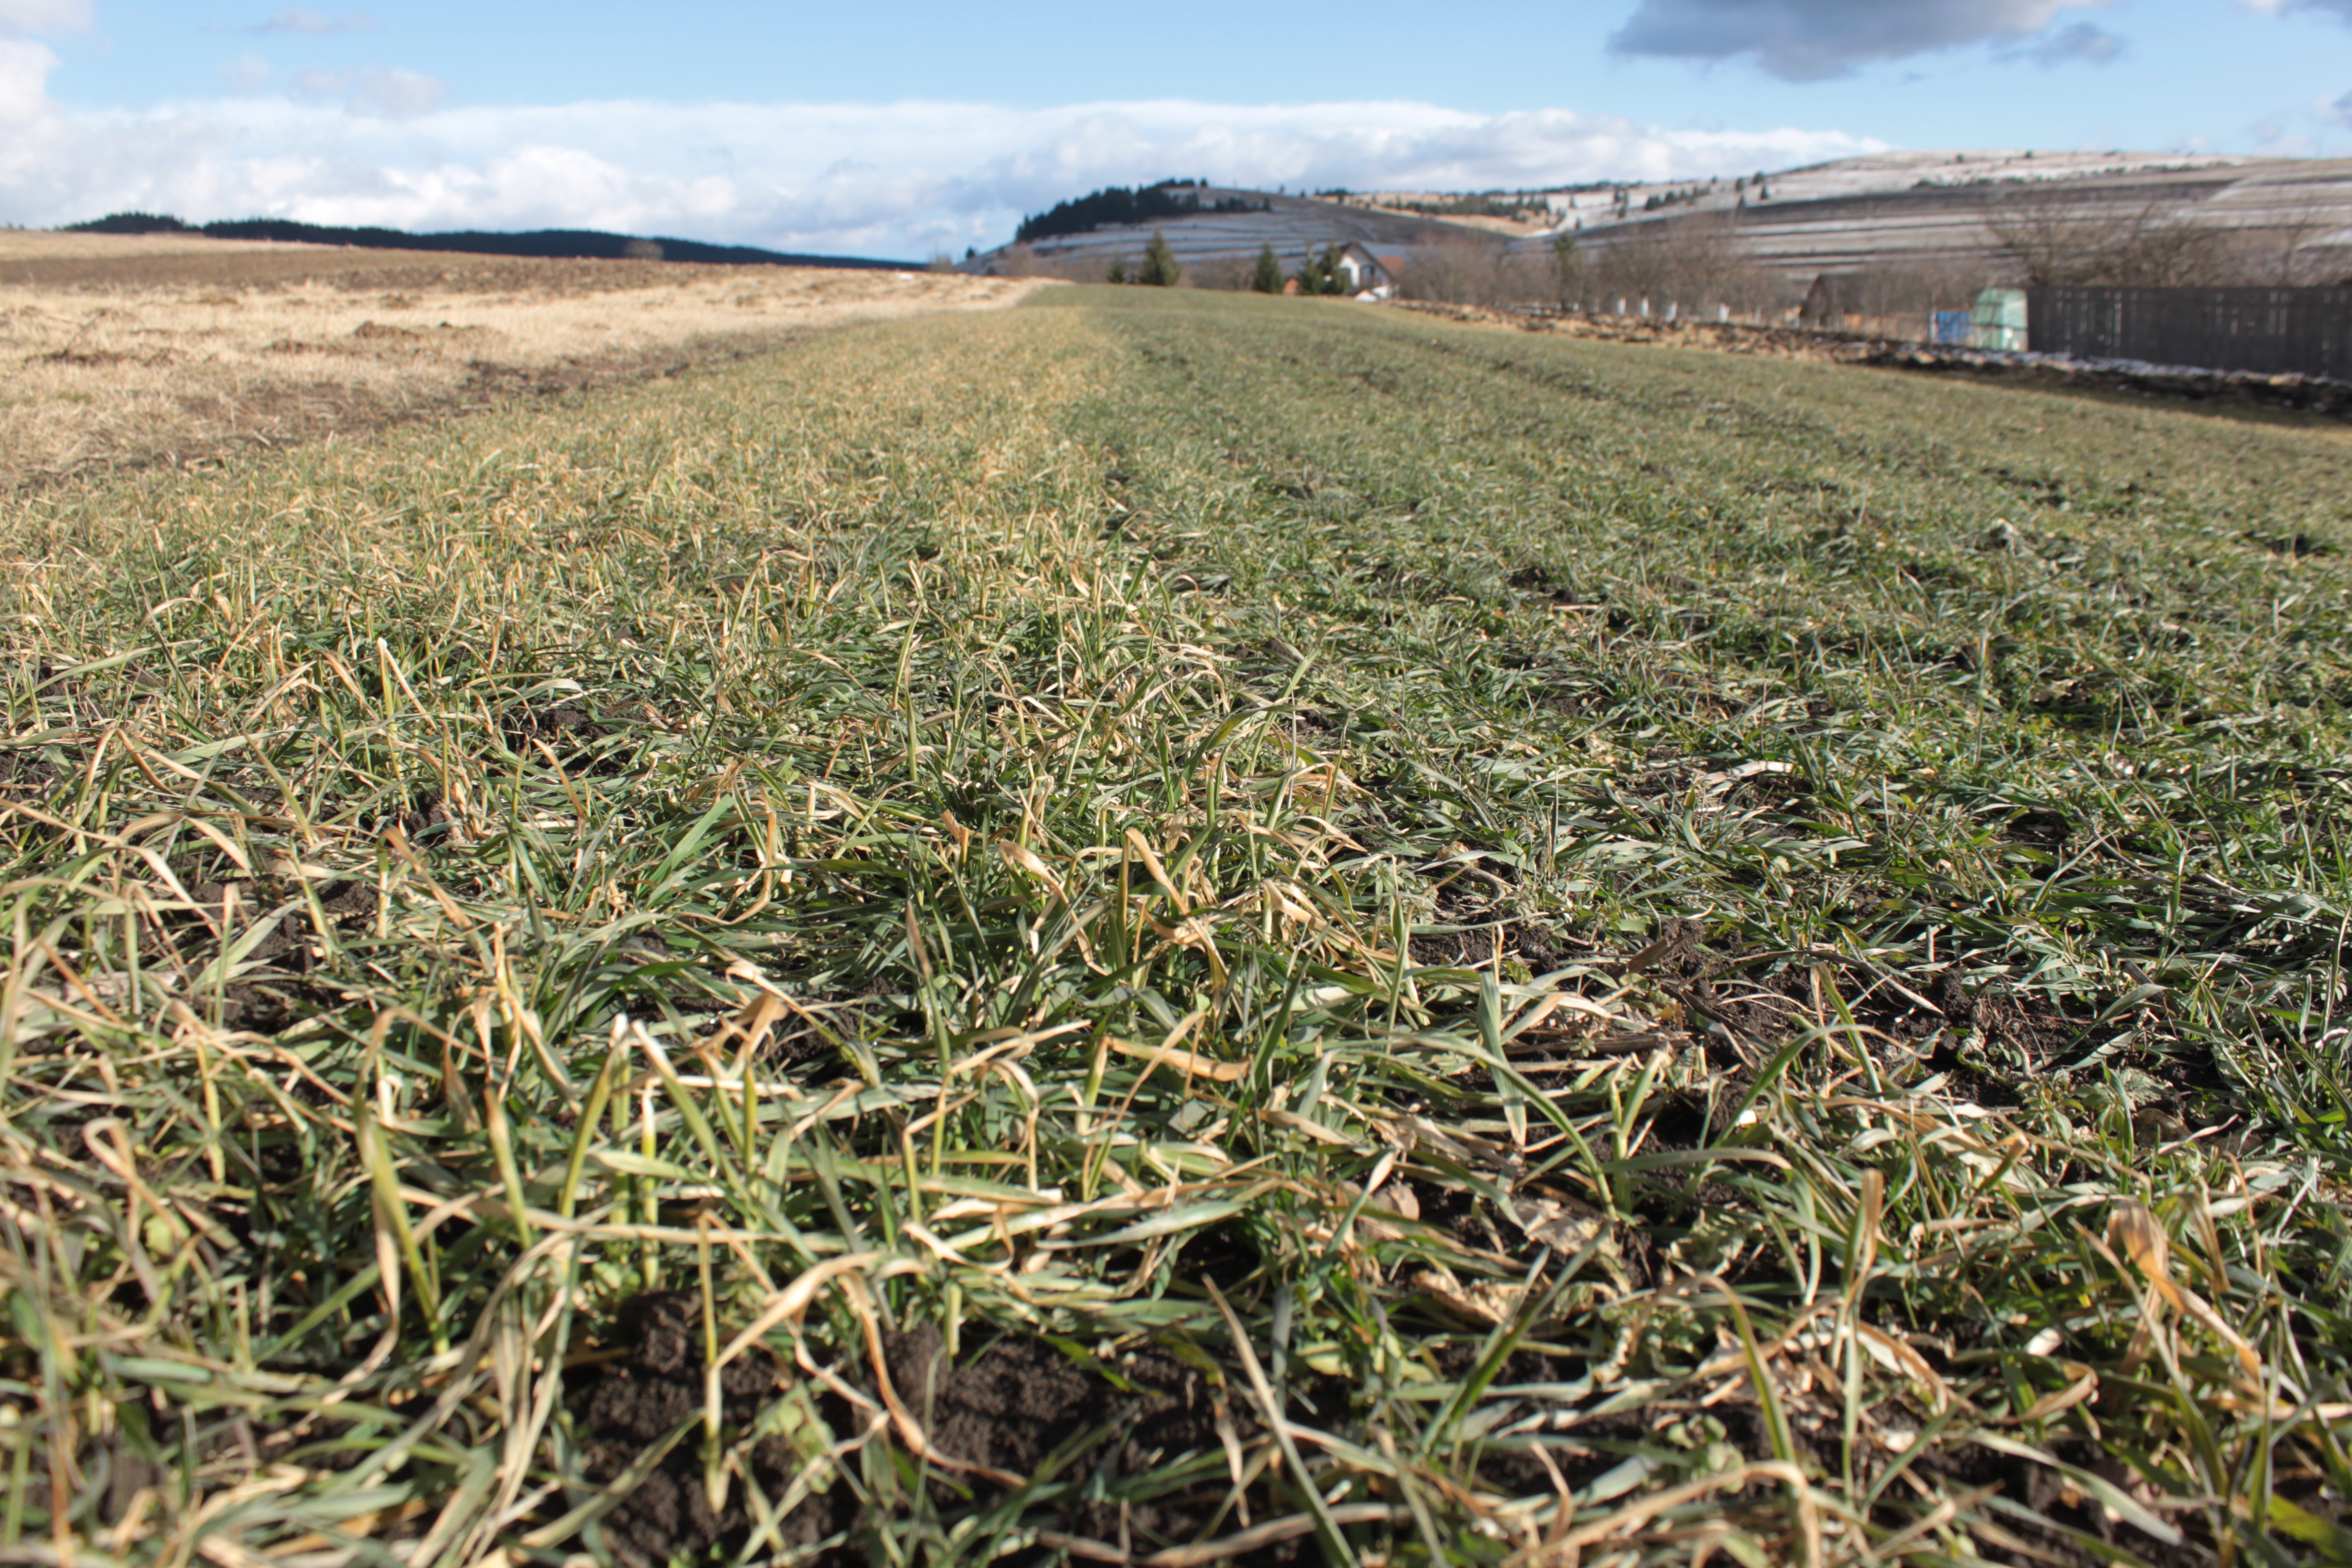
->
[0,231,298,267]
[0,233,1041,484]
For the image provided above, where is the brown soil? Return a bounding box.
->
[569,1290,849,1565]
[564,1297,1319,1567]
[885,1324,1261,1552]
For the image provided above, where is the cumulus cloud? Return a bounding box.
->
[249,8,373,33]
[1609,0,2115,79]
[0,0,68,126]
[0,37,53,120]
[0,0,89,36]
[293,65,445,117]
[0,93,1883,257]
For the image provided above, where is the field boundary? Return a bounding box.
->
[1387,297,2352,417]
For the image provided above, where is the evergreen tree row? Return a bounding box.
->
[56,212,906,269]
[1016,182,1267,245]
[1104,237,1359,295]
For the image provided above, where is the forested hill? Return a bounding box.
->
[1014,181,1268,245]
[60,212,911,270]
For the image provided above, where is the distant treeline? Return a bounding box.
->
[1014,181,1268,245]
[1366,194,1543,220]
[60,212,910,270]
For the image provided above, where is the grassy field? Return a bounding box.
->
[0,234,1032,485]
[2,285,2349,1568]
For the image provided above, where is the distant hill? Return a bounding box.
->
[975,187,1493,277]
[1015,181,1268,245]
[975,153,2352,294]
[1495,149,2352,284]
[60,212,913,271]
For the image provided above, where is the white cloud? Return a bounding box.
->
[0,0,88,36]
[0,93,1884,256]
[249,9,373,34]
[1610,0,2114,79]
[0,36,54,120]
[293,65,445,118]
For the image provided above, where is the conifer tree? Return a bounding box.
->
[1251,243,1283,294]
[1296,247,1346,296]
[1105,255,1128,285]
[1140,230,1181,287]
[1294,244,1350,296]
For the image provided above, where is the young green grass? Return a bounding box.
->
[1,286,2348,1568]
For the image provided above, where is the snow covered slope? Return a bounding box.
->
[970,189,1488,276]
[1514,151,2352,280]
[973,153,2352,288]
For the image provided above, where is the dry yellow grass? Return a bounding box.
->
[0,229,290,262]
[0,232,1046,482]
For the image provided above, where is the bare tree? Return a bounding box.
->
[1394,235,1518,307]
[1183,254,1255,292]
[2259,196,2338,286]
[1847,258,1992,321]
[2113,211,2237,287]
[1985,190,2234,287]
[1588,213,1768,314]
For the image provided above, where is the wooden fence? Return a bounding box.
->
[2026,286,2352,380]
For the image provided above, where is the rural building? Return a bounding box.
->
[1332,242,1391,296]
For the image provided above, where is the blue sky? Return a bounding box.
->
[2,0,2346,257]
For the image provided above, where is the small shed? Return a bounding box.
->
[1971,288,2028,352]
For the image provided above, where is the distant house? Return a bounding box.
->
[1334,243,1392,297]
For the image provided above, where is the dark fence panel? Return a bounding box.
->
[2026,286,2352,380]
